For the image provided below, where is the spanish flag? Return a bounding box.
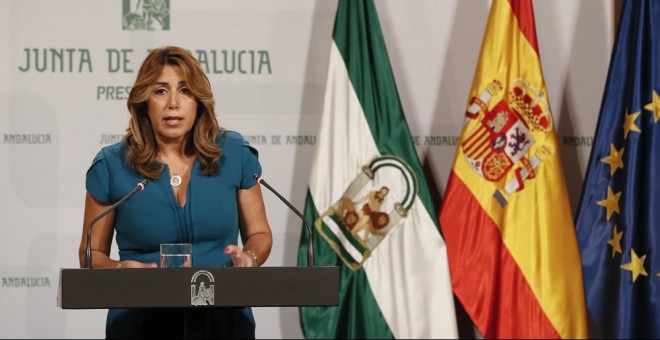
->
[439,0,588,338]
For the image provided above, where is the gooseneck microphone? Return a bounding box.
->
[84,180,149,269]
[253,174,314,267]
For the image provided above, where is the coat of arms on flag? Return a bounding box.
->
[462,79,554,206]
[315,155,417,270]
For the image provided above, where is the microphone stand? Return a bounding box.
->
[254,174,314,267]
[84,180,148,269]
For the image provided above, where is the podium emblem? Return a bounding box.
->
[315,155,418,270]
[191,270,215,306]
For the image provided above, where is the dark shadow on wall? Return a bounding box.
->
[558,1,621,339]
[376,0,422,158]
[379,2,485,337]
[427,0,491,338]
[553,1,611,218]
[539,2,611,339]
[375,1,446,225]
[278,1,337,338]
[426,0,490,205]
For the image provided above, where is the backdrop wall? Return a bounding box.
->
[0,1,612,338]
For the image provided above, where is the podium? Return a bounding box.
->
[58,266,339,338]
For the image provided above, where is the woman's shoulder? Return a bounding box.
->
[218,129,244,142]
[216,129,259,158]
[91,140,126,165]
[217,129,250,147]
[98,140,126,158]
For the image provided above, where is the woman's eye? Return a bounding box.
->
[154,88,167,95]
[180,88,191,95]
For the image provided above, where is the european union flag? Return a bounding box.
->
[575,0,660,338]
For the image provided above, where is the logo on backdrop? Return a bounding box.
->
[315,155,418,270]
[123,0,170,31]
[2,276,50,288]
[190,270,214,306]
[3,134,52,144]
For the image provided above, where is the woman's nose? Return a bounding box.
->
[168,92,179,109]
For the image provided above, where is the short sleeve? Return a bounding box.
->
[240,138,262,189]
[86,150,111,204]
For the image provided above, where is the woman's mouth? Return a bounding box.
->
[164,116,183,126]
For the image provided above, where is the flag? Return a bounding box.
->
[297,0,458,338]
[575,0,660,338]
[439,0,588,338]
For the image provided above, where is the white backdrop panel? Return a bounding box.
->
[0,1,612,338]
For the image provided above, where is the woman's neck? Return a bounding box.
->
[156,139,188,159]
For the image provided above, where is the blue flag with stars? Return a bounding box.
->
[575,0,660,338]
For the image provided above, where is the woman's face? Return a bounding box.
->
[146,65,197,145]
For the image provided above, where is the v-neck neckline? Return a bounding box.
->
[163,160,195,208]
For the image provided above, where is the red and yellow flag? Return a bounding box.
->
[439,0,587,338]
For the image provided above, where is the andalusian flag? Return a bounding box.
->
[576,0,660,337]
[439,0,588,338]
[297,0,457,338]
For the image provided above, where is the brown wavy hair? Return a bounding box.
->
[123,46,221,179]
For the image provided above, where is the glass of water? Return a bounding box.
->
[160,243,193,268]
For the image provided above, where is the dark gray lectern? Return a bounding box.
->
[58,266,339,338]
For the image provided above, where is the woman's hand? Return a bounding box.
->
[116,260,158,269]
[224,245,257,267]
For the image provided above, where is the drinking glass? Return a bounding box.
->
[160,243,192,268]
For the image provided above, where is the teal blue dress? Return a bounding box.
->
[86,130,260,339]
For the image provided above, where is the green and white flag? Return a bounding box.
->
[298,1,458,338]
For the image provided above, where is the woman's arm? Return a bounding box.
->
[226,183,273,267]
[78,192,117,268]
[78,192,157,269]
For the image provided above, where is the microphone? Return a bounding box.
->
[84,180,149,269]
[253,174,314,267]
